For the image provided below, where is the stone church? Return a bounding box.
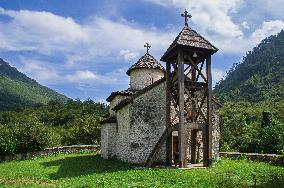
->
[101,12,221,166]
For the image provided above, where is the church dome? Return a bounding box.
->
[126,53,165,76]
[127,52,165,91]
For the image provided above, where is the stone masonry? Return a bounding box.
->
[101,51,221,165]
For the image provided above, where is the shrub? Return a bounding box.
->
[12,114,50,153]
[0,124,16,157]
[64,114,102,145]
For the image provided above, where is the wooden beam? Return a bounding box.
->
[196,60,205,81]
[204,55,213,167]
[187,57,207,82]
[166,61,173,165]
[178,49,185,168]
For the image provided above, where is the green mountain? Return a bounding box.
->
[0,58,68,111]
[214,29,284,103]
[213,30,284,154]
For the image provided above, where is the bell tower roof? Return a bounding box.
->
[126,45,165,76]
[161,10,218,62]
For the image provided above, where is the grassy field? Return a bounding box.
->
[0,153,283,188]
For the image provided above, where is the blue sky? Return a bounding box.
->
[0,0,284,102]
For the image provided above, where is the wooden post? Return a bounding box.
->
[166,61,173,165]
[178,50,185,168]
[190,129,197,164]
[204,55,212,167]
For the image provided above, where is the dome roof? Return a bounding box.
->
[126,53,165,76]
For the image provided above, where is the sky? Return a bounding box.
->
[0,0,284,102]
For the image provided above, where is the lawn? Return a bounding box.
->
[0,153,283,188]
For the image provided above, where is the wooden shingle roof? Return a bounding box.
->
[161,26,218,61]
[106,88,137,102]
[126,53,165,75]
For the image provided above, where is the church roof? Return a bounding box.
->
[161,26,218,61]
[126,53,165,76]
[106,88,137,102]
[112,78,166,111]
[112,77,222,111]
[101,116,117,124]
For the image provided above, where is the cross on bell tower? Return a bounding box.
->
[144,43,151,53]
[181,9,192,26]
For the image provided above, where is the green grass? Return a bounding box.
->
[0,153,283,188]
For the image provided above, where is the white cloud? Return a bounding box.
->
[66,70,118,84]
[144,0,284,54]
[1,5,283,61]
[1,5,284,91]
[241,21,250,29]
[66,70,98,82]
[119,50,140,61]
[146,0,243,37]
[18,57,62,84]
[212,68,224,86]
[250,20,284,43]
[0,8,87,54]
[0,8,173,64]
[18,57,121,85]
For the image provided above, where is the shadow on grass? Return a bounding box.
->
[41,154,133,179]
[257,174,284,188]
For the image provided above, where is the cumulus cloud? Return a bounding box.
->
[1,5,284,93]
[66,70,118,83]
[212,68,224,86]
[241,21,250,29]
[0,8,173,64]
[18,57,121,85]
[250,20,284,43]
[145,0,284,54]
[119,50,140,61]
[0,8,87,54]
[18,57,62,84]
[1,6,283,61]
[146,0,243,37]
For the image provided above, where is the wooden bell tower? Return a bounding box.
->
[161,10,218,168]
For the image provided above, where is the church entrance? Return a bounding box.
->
[169,129,204,166]
[172,135,179,164]
[171,131,179,165]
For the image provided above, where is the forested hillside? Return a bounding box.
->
[0,58,68,111]
[0,100,108,157]
[214,30,284,103]
[214,30,284,154]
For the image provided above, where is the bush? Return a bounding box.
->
[0,100,107,157]
[0,124,17,157]
[46,127,62,147]
[64,114,102,145]
[220,103,284,154]
[12,114,50,153]
[259,112,284,154]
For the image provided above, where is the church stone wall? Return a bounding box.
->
[109,95,128,116]
[101,122,117,159]
[129,81,167,164]
[115,104,131,162]
[130,69,164,90]
[104,80,220,165]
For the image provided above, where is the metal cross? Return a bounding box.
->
[144,43,151,53]
[181,9,192,26]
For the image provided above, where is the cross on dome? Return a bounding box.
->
[144,43,151,53]
[181,9,192,26]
